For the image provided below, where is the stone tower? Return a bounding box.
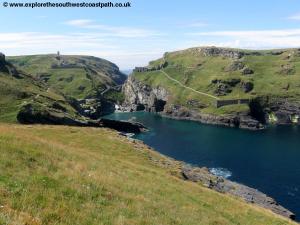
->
[56,51,61,60]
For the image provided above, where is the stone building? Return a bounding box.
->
[133,67,148,72]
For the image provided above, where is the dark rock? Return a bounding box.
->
[78,85,86,91]
[123,75,263,130]
[211,79,219,84]
[186,99,207,109]
[164,104,263,130]
[73,97,115,120]
[249,98,267,124]
[122,76,168,112]
[215,83,232,96]
[198,47,244,59]
[0,53,8,73]
[0,54,23,78]
[250,97,300,125]
[65,76,74,82]
[224,61,245,72]
[241,81,254,93]
[242,67,254,75]
[17,103,87,126]
[239,116,263,130]
[17,103,146,133]
[0,52,5,61]
[212,79,241,96]
[181,165,295,220]
[271,101,300,125]
[270,51,284,55]
[279,64,295,75]
[244,51,262,56]
[98,118,146,133]
[52,102,67,112]
[37,73,51,82]
[211,78,241,86]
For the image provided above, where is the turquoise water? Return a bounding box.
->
[105,111,300,219]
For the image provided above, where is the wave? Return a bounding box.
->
[209,167,232,178]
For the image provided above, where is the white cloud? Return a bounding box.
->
[64,19,163,38]
[186,29,300,49]
[2,28,300,70]
[287,14,300,20]
[65,19,93,26]
[0,32,164,69]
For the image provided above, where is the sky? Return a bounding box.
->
[1,0,300,69]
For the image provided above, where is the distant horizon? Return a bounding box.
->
[4,45,300,70]
[1,0,300,69]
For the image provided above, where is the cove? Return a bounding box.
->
[105,111,300,219]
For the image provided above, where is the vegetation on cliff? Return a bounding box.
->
[0,124,296,225]
[0,57,81,123]
[133,47,300,117]
[0,54,127,123]
[8,54,126,100]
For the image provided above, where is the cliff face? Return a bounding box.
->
[181,165,295,220]
[251,97,300,125]
[272,101,300,125]
[122,76,168,112]
[122,46,300,130]
[122,76,300,129]
[122,76,263,130]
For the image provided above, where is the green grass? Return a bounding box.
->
[0,69,79,123]
[0,124,296,225]
[134,47,300,115]
[8,54,126,100]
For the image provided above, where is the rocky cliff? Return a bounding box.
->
[145,144,296,220]
[122,46,300,129]
[122,76,168,112]
[181,165,295,220]
[122,76,263,130]
[122,75,300,129]
[250,97,300,125]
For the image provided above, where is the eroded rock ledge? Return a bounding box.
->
[122,75,300,129]
[17,103,146,133]
[181,165,295,220]
[122,76,263,130]
[127,137,296,220]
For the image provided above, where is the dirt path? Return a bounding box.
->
[160,70,219,100]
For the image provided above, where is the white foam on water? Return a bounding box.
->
[209,167,232,178]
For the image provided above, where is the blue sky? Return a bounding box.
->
[1,0,300,69]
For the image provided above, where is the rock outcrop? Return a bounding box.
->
[98,118,146,133]
[0,52,5,61]
[122,76,168,112]
[0,53,23,78]
[242,67,254,75]
[164,104,263,130]
[181,165,295,220]
[241,81,254,93]
[17,103,91,126]
[122,77,263,130]
[17,103,146,133]
[0,52,8,73]
[224,60,245,72]
[193,47,244,59]
[211,78,241,96]
[267,100,300,125]
[249,97,300,125]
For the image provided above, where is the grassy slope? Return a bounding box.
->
[134,48,300,115]
[7,55,126,100]
[0,71,79,123]
[0,124,296,225]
